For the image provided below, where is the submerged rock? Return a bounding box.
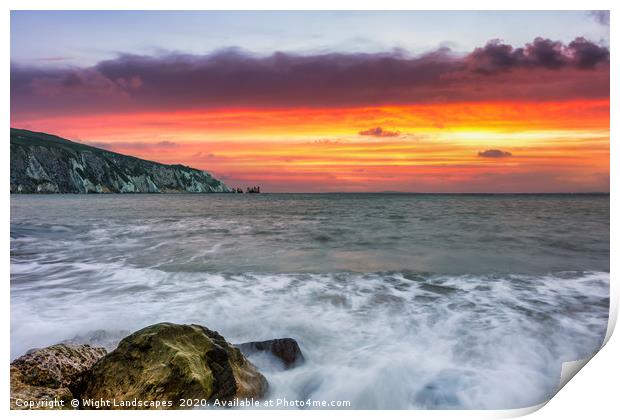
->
[10,344,107,410]
[73,323,268,409]
[236,338,305,369]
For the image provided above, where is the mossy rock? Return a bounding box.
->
[73,323,268,409]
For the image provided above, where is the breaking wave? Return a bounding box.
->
[10,260,609,409]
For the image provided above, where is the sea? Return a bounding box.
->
[10,193,610,409]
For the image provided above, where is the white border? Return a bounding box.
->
[3,1,616,419]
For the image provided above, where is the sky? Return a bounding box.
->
[10,10,610,192]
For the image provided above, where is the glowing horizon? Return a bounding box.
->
[10,11,610,193]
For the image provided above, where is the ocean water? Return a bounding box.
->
[10,193,610,409]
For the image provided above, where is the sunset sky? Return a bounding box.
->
[10,11,610,192]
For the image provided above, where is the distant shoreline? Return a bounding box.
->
[10,191,610,196]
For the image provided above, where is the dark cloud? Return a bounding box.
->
[359,127,400,137]
[589,11,610,26]
[467,37,608,73]
[525,38,567,69]
[10,37,609,117]
[467,40,521,74]
[478,149,513,158]
[568,37,610,69]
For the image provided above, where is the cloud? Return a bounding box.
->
[467,37,608,73]
[589,11,610,26]
[191,151,217,158]
[27,68,124,97]
[155,140,179,148]
[568,37,610,69]
[115,75,143,90]
[358,127,400,137]
[314,139,344,145]
[36,56,74,62]
[11,37,609,117]
[86,140,179,152]
[478,149,513,158]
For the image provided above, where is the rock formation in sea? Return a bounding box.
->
[236,338,305,369]
[9,324,306,409]
[10,128,230,193]
[71,323,268,408]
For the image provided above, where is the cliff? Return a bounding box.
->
[10,128,230,193]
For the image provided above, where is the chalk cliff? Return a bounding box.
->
[10,128,230,193]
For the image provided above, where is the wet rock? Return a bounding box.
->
[10,344,107,410]
[236,338,305,369]
[73,323,268,409]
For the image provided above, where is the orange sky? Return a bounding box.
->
[11,99,609,192]
[11,32,611,192]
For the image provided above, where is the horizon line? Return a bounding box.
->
[243,191,610,194]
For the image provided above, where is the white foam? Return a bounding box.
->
[9,261,609,409]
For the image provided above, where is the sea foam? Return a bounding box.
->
[10,262,609,409]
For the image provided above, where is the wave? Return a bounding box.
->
[10,261,609,409]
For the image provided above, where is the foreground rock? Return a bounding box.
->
[237,338,304,369]
[73,323,268,409]
[10,344,107,410]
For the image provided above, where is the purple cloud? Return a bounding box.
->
[478,149,513,158]
[10,37,610,118]
[589,11,610,26]
[359,127,400,137]
[468,37,608,73]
